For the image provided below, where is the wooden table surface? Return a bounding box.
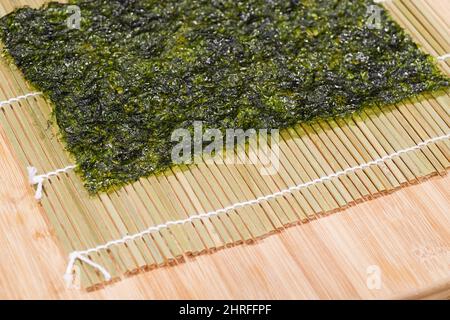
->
[0,124,449,299]
[0,0,449,299]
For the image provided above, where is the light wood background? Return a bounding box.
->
[0,0,449,299]
[1,127,449,299]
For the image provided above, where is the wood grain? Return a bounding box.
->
[0,126,449,299]
[0,0,448,298]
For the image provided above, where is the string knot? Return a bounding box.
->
[26,165,76,201]
[27,166,45,200]
[65,251,112,289]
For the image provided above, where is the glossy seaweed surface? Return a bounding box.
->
[0,0,448,193]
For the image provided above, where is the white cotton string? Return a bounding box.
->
[63,132,450,285]
[0,92,43,109]
[27,165,76,200]
[437,53,450,61]
[0,6,445,285]
[64,252,112,287]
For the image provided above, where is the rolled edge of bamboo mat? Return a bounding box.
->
[0,0,449,291]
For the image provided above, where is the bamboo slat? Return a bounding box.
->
[0,0,448,291]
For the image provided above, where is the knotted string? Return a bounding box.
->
[27,165,76,200]
[64,252,112,288]
[62,133,450,287]
[4,55,449,287]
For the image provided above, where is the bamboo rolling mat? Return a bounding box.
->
[0,0,449,291]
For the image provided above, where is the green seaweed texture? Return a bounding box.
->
[0,0,448,193]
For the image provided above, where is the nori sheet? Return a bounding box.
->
[0,0,448,193]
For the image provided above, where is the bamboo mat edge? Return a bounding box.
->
[0,0,449,291]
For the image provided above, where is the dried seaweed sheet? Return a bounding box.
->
[0,0,448,193]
